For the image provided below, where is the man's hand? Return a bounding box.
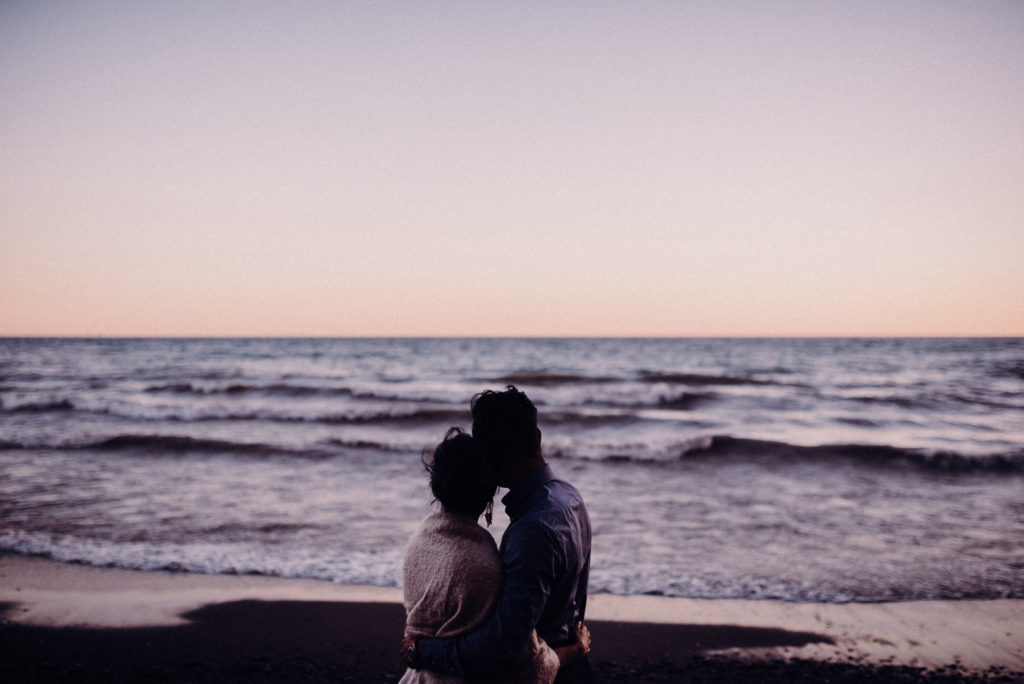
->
[400,635,419,668]
[574,621,591,656]
[554,621,592,666]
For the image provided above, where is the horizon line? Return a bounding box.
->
[2,334,1022,340]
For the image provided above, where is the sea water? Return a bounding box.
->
[1,337,1021,602]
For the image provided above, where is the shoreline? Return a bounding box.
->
[1,553,1021,681]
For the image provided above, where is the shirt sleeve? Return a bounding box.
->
[416,519,561,677]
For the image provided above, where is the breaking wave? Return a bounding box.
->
[679,436,1024,473]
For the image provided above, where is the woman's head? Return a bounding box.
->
[424,427,497,524]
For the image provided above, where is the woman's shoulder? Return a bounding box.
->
[418,511,497,545]
[405,511,498,567]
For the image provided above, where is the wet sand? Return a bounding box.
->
[1,554,1020,682]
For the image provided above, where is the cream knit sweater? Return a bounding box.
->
[400,511,560,683]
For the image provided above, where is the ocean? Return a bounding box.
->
[1,337,1021,603]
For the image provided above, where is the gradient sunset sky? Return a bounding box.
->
[2,1,1022,337]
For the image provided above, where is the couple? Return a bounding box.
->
[399,386,594,683]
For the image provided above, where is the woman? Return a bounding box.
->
[400,427,590,683]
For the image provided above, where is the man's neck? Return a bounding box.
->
[504,456,547,490]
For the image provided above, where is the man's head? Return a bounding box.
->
[470,385,544,486]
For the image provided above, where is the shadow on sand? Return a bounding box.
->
[1,599,995,682]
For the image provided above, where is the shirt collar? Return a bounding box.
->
[501,463,556,520]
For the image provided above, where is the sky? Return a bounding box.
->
[2,1,1022,337]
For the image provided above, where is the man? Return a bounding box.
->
[402,386,594,682]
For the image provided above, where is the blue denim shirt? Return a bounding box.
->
[416,464,592,677]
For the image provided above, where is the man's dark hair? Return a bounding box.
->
[423,427,497,524]
[470,385,540,462]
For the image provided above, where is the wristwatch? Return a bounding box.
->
[406,639,419,668]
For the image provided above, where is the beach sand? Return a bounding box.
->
[1,553,1020,682]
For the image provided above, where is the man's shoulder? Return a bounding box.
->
[548,475,584,498]
[513,477,587,531]
[543,476,587,511]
